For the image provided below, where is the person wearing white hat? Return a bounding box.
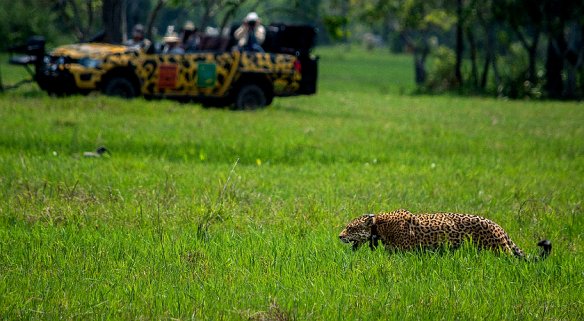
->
[162,26,185,54]
[181,21,200,52]
[234,12,266,52]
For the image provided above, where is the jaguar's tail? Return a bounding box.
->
[511,239,551,261]
[537,239,552,260]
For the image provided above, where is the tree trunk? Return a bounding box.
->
[478,9,494,90]
[414,47,429,85]
[200,0,212,31]
[341,0,350,43]
[480,22,495,90]
[544,6,568,100]
[103,0,125,44]
[565,62,578,99]
[480,54,490,90]
[85,0,95,41]
[218,5,240,35]
[455,0,464,86]
[146,0,166,40]
[545,37,565,99]
[489,24,501,91]
[514,30,540,84]
[467,28,478,88]
[381,15,392,44]
[414,56,425,85]
[64,0,96,41]
[564,23,583,99]
[527,31,540,84]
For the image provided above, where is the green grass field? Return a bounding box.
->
[1,46,583,320]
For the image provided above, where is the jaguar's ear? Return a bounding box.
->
[364,214,375,226]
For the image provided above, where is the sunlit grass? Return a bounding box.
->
[0,46,583,320]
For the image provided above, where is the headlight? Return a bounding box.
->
[79,57,102,68]
[44,56,68,72]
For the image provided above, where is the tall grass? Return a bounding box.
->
[0,46,583,320]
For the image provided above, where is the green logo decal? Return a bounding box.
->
[197,63,216,88]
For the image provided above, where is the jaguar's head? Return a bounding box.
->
[339,214,375,250]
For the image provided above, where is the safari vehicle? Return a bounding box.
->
[8,24,318,109]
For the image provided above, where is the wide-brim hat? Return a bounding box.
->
[163,33,179,43]
[183,21,195,31]
[244,12,259,22]
[132,24,144,33]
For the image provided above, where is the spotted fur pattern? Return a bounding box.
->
[339,209,551,259]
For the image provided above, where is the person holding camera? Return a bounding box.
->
[125,24,151,51]
[234,12,266,52]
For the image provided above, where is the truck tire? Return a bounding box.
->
[103,76,137,98]
[234,84,268,110]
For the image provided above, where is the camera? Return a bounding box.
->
[247,20,257,28]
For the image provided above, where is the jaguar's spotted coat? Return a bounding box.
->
[339,209,551,259]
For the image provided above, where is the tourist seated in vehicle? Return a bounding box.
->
[124,24,151,51]
[234,12,265,52]
[162,26,185,54]
[180,21,200,53]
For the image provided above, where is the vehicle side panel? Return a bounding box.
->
[238,53,300,96]
[133,51,301,98]
[133,52,238,97]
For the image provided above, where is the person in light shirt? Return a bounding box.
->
[125,24,151,50]
[234,12,265,52]
[162,26,184,54]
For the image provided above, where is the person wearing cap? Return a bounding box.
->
[234,12,266,52]
[181,21,199,52]
[162,26,185,54]
[125,24,151,50]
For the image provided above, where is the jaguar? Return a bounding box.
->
[339,209,551,260]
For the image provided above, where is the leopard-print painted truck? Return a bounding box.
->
[9,25,318,109]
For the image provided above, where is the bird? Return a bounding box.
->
[83,146,110,158]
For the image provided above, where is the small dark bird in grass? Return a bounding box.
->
[83,146,110,158]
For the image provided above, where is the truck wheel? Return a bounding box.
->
[234,84,268,110]
[103,77,137,98]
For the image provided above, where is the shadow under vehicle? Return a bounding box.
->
[7,24,318,109]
